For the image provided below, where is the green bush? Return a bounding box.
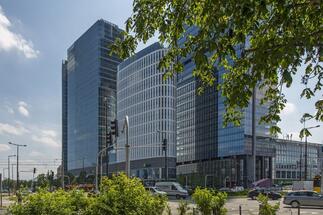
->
[8,174,167,215]
[85,173,167,215]
[257,194,280,215]
[192,187,227,215]
[8,189,91,215]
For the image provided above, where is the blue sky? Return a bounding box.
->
[0,0,321,179]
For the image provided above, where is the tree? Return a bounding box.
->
[112,0,322,134]
[192,188,227,215]
[257,194,280,215]
[36,174,49,189]
[86,174,166,215]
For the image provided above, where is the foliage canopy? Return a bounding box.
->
[112,0,323,134]
[192,187,227,215]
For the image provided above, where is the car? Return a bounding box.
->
[145,186,167,196]
[231,186,244,192]
[219,187,231,192]
[155,182,189,199]
[283,191,323,208]
[248,189,281,200]
[266,191,282,200]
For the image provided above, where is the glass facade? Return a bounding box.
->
[114,43,177,180]
[274,139,319,181]
[62,19,122,174]
[176,26,275,188]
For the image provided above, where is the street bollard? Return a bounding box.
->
[239,205,242,215]
[298,205,300,215]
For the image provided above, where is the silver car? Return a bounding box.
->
[145,186,167,196]
[283,191,323,208]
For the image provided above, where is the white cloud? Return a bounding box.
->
[41,129,57,138]
[0,144,10,152]
[18,101,29,117]
[32,129,60,148]
[281,102,296,116]
[0,122,29,135]
[0,5,39,58]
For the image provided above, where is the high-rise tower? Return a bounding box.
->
[62,19,122,175]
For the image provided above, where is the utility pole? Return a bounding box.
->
[299,143,302,181]
[157,130,169,181]
[104,96,109,177]
[8,142,27,193]
[251,87,256,184]
[123,116,130,177]
[162,138,168,181]
[8,155,16,196]
[0,173,2,208]
[304,125,320,180]
[61,158,64,189]
[95,147,108,191]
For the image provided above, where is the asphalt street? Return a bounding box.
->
[168,197,323,215]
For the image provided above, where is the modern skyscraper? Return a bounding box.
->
[111,43,177,180]
[176,26,275,187]
[62,19,123,175]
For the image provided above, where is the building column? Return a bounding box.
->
[261,156,265,179]
[268,157,273,179]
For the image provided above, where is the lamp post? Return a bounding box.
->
[304,125,320,180]
[95,147,108,192]
[122,116,130,177]
[8,142,27,193]
[157,130,168,181]
[8,155,16,196]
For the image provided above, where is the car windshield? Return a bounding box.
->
[174,184,186,192]
[152,187,161,192]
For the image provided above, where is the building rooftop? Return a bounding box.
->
[118,42,164,70]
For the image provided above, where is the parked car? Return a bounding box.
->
[231,186,244,192]
[283,191,323,208]
[155,182,189,199]
[219,187,231,192]
[248,189,281,200]
[145,186,167,196]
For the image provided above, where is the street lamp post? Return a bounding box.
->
[157,130,168,181]
[8,142,27,193]
[95,147,108,191]
[122,116,130,177]
[304,125,320,180]
[8,155,16,196]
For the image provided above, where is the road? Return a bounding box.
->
[0,196,13,215]
[168,197,323,215]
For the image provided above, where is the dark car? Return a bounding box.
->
[248,189,281,200]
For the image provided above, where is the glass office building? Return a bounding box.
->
[111,43,177,180]
[62,19,122,175]
[274,138,320,182]
[176,26,275,188]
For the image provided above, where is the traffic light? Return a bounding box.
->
[33,168,36,174]
[162,138,167,151]
[106,132,112,146]
[111,119,119,137]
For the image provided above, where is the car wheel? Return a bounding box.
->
[291,201,300,208]
[176,194,181,199]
